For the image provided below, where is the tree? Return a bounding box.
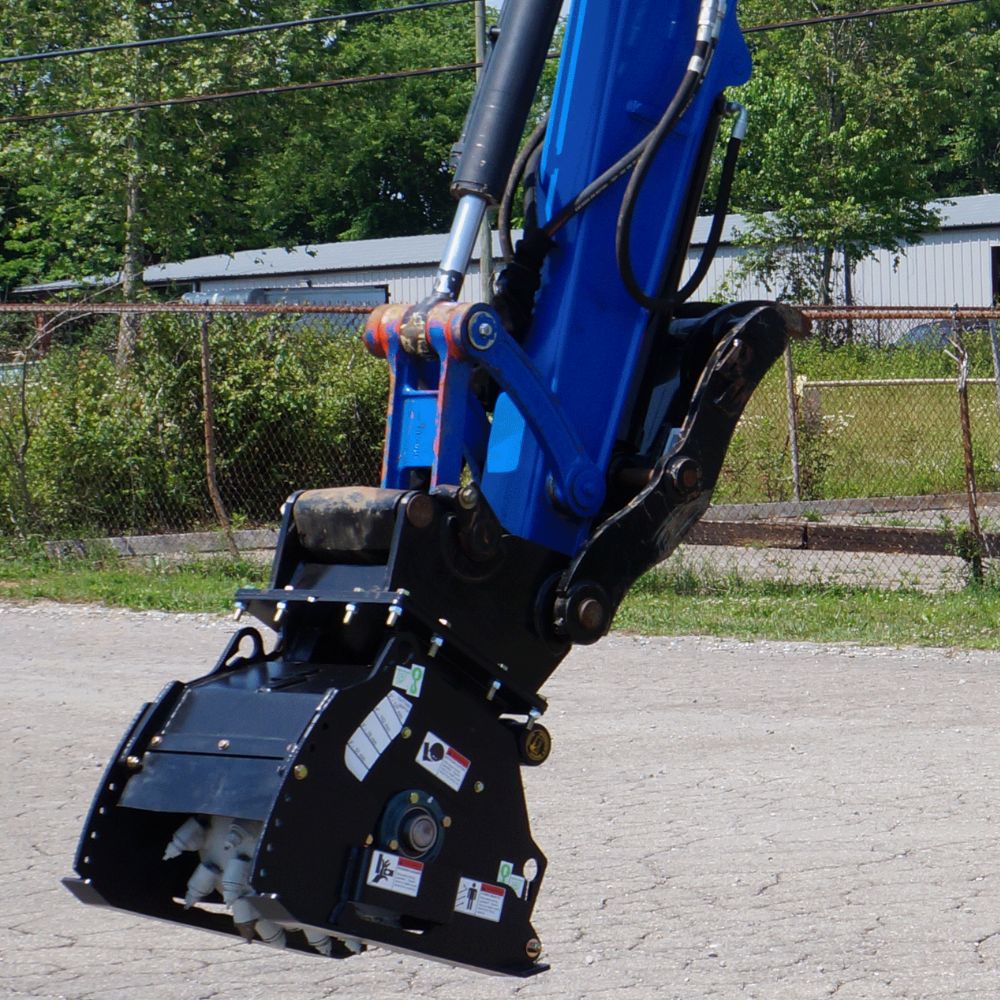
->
[0,0,483,309]
[724,0,999,306]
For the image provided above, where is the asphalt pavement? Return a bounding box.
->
[3,602,1000,999]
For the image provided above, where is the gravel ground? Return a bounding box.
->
[3,601,1000,999]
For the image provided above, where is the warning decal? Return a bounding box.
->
[497,860,527,899]
[392,663,426,698]
[416,731,470,791]
[344,691,412,781]
[454,877,505,923]
[366,850,423,898]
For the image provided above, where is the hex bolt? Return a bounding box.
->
[409,792,420,804]
[388,839,399,852]
[486,680,501,702]
[233,602,245,622]
[150,735,162,747]
[428,635,444,658]
[386,604,403,627]
[218,739,230,751]
[364,834,374,847]
[442,816,453,829]
[293,764,309,781]
[401,727,412,740]
[273,601,286,624]
[126,755,142,770]
[473,781,485,794]
[343,602,358,625]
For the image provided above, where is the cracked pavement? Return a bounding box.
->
[3,602,1000,998]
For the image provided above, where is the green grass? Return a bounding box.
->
[616,567,1000,648]
[3,544,1000,649]
[0,544,266,612]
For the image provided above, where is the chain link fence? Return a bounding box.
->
[0,303,386,543]
[2,302,1000,589]
[675,307,1000,589]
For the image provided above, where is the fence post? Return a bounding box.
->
[784,342,802,501]
[949,329,986,582]
[988,318,1000,434]
[199,314,239,557]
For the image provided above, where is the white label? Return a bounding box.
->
[345,692,412,781]
[497,860,526,899]
[455,878,505,922]
[393,663,426,698]
[416,731,470,791]
[366,851,423,898]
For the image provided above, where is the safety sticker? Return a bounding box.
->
[454,878,505,923]
[392,662,426,698]
[416,731,470,791]
[345,691,412,782]
[366,850,423,898]
[497,860,526,899]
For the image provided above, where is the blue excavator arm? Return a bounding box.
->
[65,0,803,977]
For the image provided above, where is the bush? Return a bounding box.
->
[0,313,388,538]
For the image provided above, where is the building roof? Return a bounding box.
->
[13,193,1000,296]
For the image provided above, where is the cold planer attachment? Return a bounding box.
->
[64,300,800,975]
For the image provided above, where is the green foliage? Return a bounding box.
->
[0,1,488,292]
[726,0,1000,305]
[0,315,387,537]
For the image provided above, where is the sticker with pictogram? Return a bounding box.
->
[454,877,505,922]
[392,662,426,698]
[497,860,526,899]
[415,731,470,791]
[366,850,423,898]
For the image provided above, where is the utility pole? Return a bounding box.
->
[474,0,494,301]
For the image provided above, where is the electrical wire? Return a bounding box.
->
[0,0,475,66]
[746,0,982,33]
[0,62,479,126]
[0,0,985,128]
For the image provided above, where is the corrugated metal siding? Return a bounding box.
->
[198,229,999,310]
[680,228,1000,306]
[200,264,489,305]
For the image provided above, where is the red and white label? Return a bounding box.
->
[415,731,470,791]
[366,850,423,898]
[454,877,505,923]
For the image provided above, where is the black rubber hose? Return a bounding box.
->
[674,117,744,303]
[498,113,549,261]
[614,39,712,313]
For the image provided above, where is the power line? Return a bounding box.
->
[746,0,983,33]
[0,0,986,128]
[0,0,475,67]
[0,62,480,126]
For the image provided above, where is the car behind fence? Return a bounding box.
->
[1,302,999,590]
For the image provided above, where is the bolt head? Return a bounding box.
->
[293,764,309,781]
[526,938,543,960]
[218,739,230,751]
[473,781,485,794]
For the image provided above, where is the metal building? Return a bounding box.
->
[15,194,1000,310]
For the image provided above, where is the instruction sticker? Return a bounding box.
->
[454,878,505,922]
[416,731,470,791]
[393,663,426,698]
[345,691,412,781]
[366,850,423,898]
[497,860,526,899]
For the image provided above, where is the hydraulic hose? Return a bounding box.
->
[674,102,747,304]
